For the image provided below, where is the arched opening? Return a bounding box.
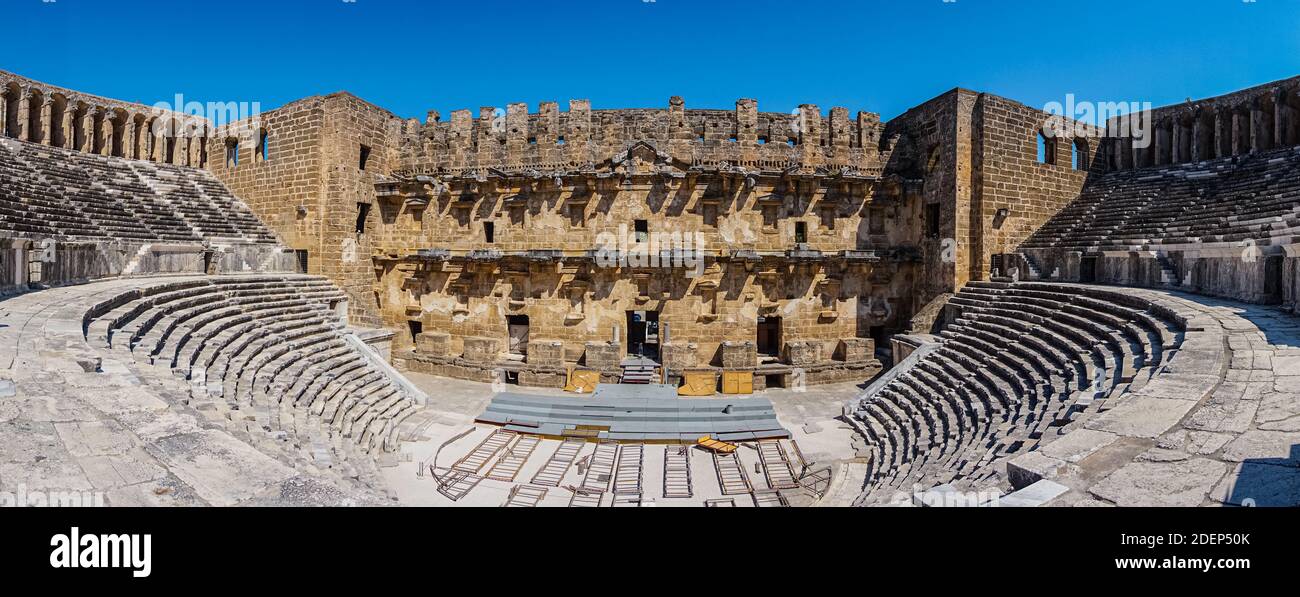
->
[1175,119,1193,163]
[2,83,20,138]
[1257,94,1276,152]
[1216,108,1233,158]
[1195,109,1215,161]
[1234,109,1251,154]
[111,109,127,157]
[27,89,44,143]
[71,103,86,151]
[50,95,67,148]
[91,109,106,155]
[1072,138,1089,171]
[1285,88,1300,148]
[1036,132,1054,164]
[256,128,269,163]
[1155,120,1173,165]
[224,137,239,168]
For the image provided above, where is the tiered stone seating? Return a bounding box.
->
[1023,146,1300,251]
[134,161,279,244]
[181,167,280,244]
[63,148,201,242]
[0,137,277,245]
[0,138,104,238]
[12,141,160,242]
[850,281,1184,503]
[84,275,419,464]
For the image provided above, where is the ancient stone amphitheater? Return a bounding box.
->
[1,69,1297,507]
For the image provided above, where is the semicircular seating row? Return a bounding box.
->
[851,281,1186,504]
[82,275,420,459]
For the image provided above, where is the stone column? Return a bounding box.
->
[1250,104,1264,153]
[1170,121,1183,164]
[1153,122,1169,166]
[154,126,166,163]
[1231,111,1246,156]
[107,117,119,157]
[1213,110,1227,159]
[1274,89,1287,148]
[80,109,94,153]
[39,100,53,145]
[1191,116,1205,163]
[124,117,136,160]
[59,107,74,150]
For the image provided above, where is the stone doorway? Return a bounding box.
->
[757,316,782,359]
[1264,256,1284,304]
[507,315,530,357]
[1080,256,1099,283]
[626,311,660,361]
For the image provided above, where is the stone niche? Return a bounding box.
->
[583,342,622,370]
[462,337,501,363]
[838,338,875,363]
[527,340,565,367]
[415,332,451,357]
[721,341,757,369]
[785,341,824,366]
[661,342,699,371]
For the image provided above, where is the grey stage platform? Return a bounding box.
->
[475,385,791,443]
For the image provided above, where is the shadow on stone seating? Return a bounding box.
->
[1223,444,1300,507]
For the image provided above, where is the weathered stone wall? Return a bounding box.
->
[0,239,191,292]
[207,96,327,255]
[882,90,974,303]
[208,93,405,326]
[971,94,1101,281]
[401,98,883,177]
[387,260,880,368]
[885,89,1100,295]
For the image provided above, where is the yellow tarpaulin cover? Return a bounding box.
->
[697,436,739,453]
[721,371,754,395]
[565,369,601,394]
[678,371,717,396]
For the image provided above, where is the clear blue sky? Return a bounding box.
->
[5,0,1299,121]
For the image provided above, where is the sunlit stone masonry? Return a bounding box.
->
[2,65,1299,506]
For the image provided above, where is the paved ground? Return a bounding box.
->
[0,277,389,507]
[1004,288,1300,507]
[382,374,867,507]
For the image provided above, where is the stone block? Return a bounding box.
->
[784,341,822,367]
[661,342,698,371]
[838,337,875,363]
[584,342,621,370]
[721,341,757,369]
[526,340,565,367]
[461,337,501,363]
[414,332,451,357]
